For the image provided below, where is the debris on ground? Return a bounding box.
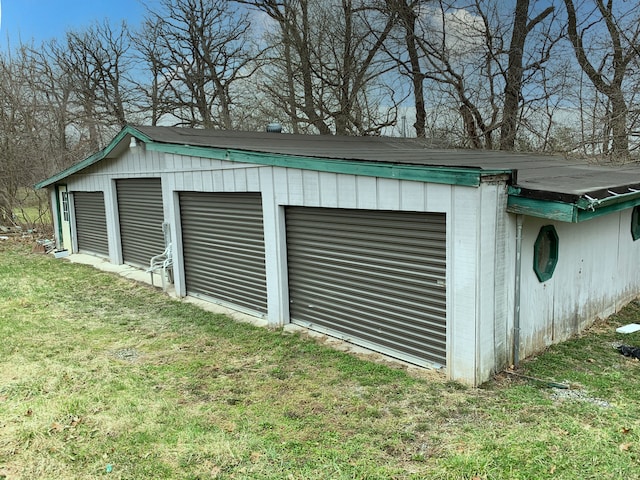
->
[616,344,640,360]
[616,323,640,334]
[504,370,569,389]
[549,388,612,408]
[110,348,141,362]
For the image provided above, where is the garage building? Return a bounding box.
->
[37,125,640,385]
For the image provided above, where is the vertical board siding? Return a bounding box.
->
[286,207,447,367]
[519,212,640,359]
[448,186,479,381]
[179,192,268,314]
[319,172,339,207]
[377,178,401,210]
[116,178,166,267]
[63,149,524,385]
[73,191,109,256]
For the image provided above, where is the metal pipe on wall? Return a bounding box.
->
[513,214,524,367]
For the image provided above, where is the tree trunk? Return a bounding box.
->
[501,1,554,150]
[500,0,529,150]
[563,0,631,159]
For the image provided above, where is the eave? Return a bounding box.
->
[145,141,512,187]
[507,186,640,222]
[34,126,154,189]
[35,125,514,189]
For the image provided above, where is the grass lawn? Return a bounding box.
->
[1,239,639,479]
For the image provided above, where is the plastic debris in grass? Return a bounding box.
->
[616,323,640,334]
[617,344,640,360]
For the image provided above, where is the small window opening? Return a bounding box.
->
[533,225,559,282]
[631,206,640,241]
[62,192,70,222]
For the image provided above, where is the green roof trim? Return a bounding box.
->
[145,142,512,187]
[34,126,153,189]
[507,195,577,222]
[507,187,640,222]
[35,125,640,223]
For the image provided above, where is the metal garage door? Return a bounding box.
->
[116,179,165,267]
[286,207,447,367]
[73,191,109,256]
[179,192,267,314]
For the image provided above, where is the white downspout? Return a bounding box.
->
[513,214,524,367]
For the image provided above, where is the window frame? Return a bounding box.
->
[533,225,559,282]
[631,206,640,241]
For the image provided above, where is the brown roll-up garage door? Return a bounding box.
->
[286,207,447,367]
[73,191,109,256]
[116,178,165,267]
[179,192,267,315]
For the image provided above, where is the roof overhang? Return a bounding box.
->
[507,186,640,222]
[35,125,640,224]
[145,141,512,187]
[35,126,155,189]
[35,125,513,189]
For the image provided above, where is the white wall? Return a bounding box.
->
[60,146,510,385]
[518,211,640,358]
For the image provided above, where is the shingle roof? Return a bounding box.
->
[134,125,640,203]
[36,125,640,222]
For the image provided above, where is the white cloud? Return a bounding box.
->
[420,5,487,57]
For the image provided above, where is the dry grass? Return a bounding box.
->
[1,239,640,479]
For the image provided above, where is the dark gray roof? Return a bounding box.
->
[135,126,640,202]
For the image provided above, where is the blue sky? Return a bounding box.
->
[0,0,158,50]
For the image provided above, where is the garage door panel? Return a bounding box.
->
[287,206,446,367]
[73,191,109,256]
[294,315,446,366]
[290,284,447,327]
[116,179,165,267]
[290,255,446,291]
[289,228,445,247]
[288,269,446,308]
[180,192,267,314]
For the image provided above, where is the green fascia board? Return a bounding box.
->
[508,188,640,222]
[34,126,153,189]
[36,124,511,189]
[507,195,577,222]
[146,142,513,187]
[576,195,640,222]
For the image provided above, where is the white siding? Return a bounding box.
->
[60,147,508,385]
[518,212,640,358]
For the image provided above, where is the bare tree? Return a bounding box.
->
[563,0,640,158]
[499,0,554,150]
[382,0,562,149]
[379,0,428,137]
[240,0,400,135]
[415,1,507,148]
[130,18,176,126]
[45,21,134,150]
[0,47,55,227]
[243,0,333,133]
[141,0,260,129]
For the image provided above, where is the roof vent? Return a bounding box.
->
[266,123,282,133]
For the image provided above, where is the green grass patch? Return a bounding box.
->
[1,240,640,479]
